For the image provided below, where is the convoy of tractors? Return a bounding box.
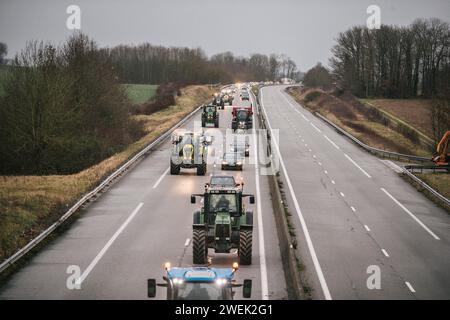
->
[150,85,256,300]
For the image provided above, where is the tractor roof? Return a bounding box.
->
[167,267,235,282]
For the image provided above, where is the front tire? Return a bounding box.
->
[196,163,206,176]
[170,162,180,175]
[193,228,207,264]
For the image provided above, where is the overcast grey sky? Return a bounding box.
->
[1,0,449,71]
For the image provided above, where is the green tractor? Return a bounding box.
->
[190,184,254,265]
[201,104,219,128]
[170,130,210,175]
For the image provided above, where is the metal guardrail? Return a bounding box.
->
[0,103,205,274]
[404,164,449,174]
[314,112,430,163]
[402,168,450,207]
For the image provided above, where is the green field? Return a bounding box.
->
[122,84,158,104]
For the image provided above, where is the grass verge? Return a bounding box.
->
[287,87,432,157]
[0,85,215,263]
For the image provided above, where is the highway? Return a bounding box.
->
[0,90,288,300]
[260,85,450,299]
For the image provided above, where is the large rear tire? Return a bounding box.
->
[239,229,252,265]
[170,161,180,175]
[193,228,207,264]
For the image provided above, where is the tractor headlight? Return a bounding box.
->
[215,278,227,286]
[222,161,228,165]
[173,278,184,285]
[236,161,242,165]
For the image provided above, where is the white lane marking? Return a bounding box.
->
[324,135,340,150]
[364,225,371,232]
[318,162,322,166]
[261,89,332,300]
[184,238,191,247]
[340,192,345,197]
[77,202,144,285]
[351,206,356,212]
[405,282,416,293]
[381,249,390,257]
[250,94,269,300]
[311,123,322,133]
[331,180,335,184]
[152,167,170,189]
[279,90,310,122]
[381,188,440,240]
[313,155,317,159]
[344,154,372,178]
[324,170,328,174]
[305,143,308,147]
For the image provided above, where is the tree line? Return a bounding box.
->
[104,44,300,84]
[330,18,450,99]
[0,33,140,175]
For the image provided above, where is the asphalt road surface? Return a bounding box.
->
[0,90,288,300]
[260,85,450,300]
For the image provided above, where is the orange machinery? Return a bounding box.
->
[432,131,450,166]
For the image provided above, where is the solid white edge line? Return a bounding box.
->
[251,94,269,300]
[324,135,340,150]
[184,238,190,247]
[344,154,372,178]
[381,188,440,240]
[77,202,144,285]
[381,249,390,257]
[261,88,332,300]
[405,281,416,293]
[279,90,310,122]
[153,167,170,189]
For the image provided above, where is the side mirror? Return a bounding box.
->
[147,279,156,298]
[191,195,196,204]
[249,196,255,204]
[243,279,252,298]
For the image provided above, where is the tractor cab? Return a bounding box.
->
[190,185,254,265]
[148,262,252,300]
[201,104,219,128]
[232,108,253,131]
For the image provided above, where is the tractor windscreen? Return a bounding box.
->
[209,194,237,213]
[236,110,248,121]
[205,106,215,113]
[176,282,226,300]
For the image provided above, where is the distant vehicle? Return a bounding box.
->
[147,262,252,300]
[221,152,244,170]
[212,93,225,109]
[170,130,210,175]
[208,175,237,188]
[222,92,234,105]
[201,104,219,128]
[240,91,249,101]
[230,140,250,157]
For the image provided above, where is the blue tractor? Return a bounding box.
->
[147,262,252,300]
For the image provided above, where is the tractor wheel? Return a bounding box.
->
[197,163,206,176]
[239,229,252,265]
[193,228,207,264]
[170,162,180,175]
[201,119,206,127]
[214,118,219,128]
